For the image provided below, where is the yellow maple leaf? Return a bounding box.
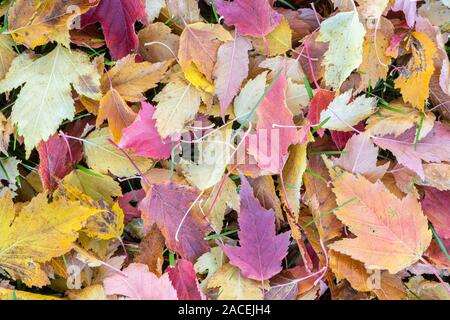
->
[394,32,438,110]
[0,193,98,287]
[0,45,101,156]
[56,171,124,241]
[326,162,432,274]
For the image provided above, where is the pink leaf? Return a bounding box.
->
[332,133,389,181]
[246,70,300,173]
[213,35,252,119]
[215,0,282,38]
[103,263,178,300]
[422,187,450,240]
[139,182,210,262]
[119,102,173,159]
[373,123,450,179]
[168,259,205,300]
[392,0,417,28]
[223,175,290,281]
[81,0,147,60]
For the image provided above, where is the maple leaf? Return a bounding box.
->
[119,102,173,159]
[222,176,290,281]
[279,141,308,227]
[168,259,204,300]
[7,0,97,48]
[140,182,210,262]
[0,193,98,287]
[215,0,282,38]
[81,0,147,60]
[100,55,171,103]
[395,32,438,110]
[327,164,432,273]
[373,122,450,179]
[103,263,178,300]
[317,10,366,89]
[213,35,251,119]
[38,122,88,192]
[0,45,101,156]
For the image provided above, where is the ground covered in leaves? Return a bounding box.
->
[0,0,449,300]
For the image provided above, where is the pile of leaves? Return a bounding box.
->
[0,0,449,300]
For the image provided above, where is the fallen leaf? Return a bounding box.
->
[213,35,251,119]
[0,193,98,287]
[327,164,432,273]
[222,175,290,281]
[394,32,438,110]
[317,11,366,89]
[81,0,147,60]
[103,263,178,300]
[215,0,282,38]
[140,182,210,261]
[0,45,101,156]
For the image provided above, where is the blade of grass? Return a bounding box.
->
[431,225,450,261]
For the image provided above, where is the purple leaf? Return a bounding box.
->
[223,175,290,281]
[374,123,450,179]
[168,259,204,300]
